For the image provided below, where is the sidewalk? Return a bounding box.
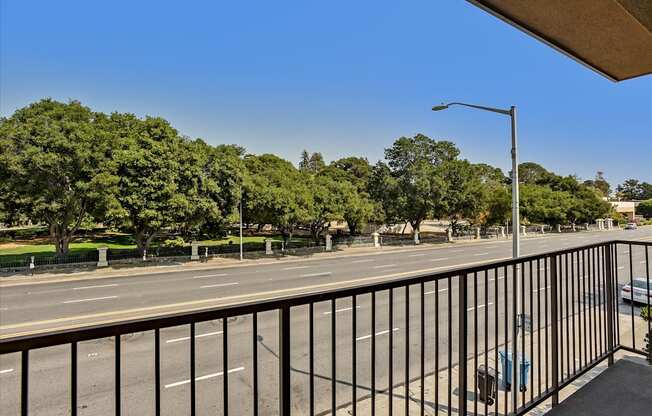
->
[336,308,649,415]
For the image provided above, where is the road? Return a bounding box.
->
[1,228,651,415]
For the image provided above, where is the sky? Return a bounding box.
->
[1,0,651,186]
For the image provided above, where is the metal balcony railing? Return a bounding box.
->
[0,240,649,415]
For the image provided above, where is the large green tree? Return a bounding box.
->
[243,154,312,243]
[638,199,652,219]
[0,99,119,255]
[439,159,486,232]
[369,134,457,232]
[105,113,194,254]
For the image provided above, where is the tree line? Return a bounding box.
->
[0,99,623,256]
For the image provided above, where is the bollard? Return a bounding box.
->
[520,225,527,236]
[29,255,35,275]
[572,223,576,232]
[191,241,200,260]
[475,227,481,240]
[97,247,108,267]
[265,238,273,255]
[414,230,420,245]
[499,226,505,238]
[143,249,147,261]
[325,234,332,251]
[556,224,561,233]
[447,228,453,242]
[372,232,380,248]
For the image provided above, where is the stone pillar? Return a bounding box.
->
[142,249,147,261]
[475,227,481,240]
[520,225,527,236]
[325,234,332,251]
[585,222,590,231]
[97,247,108,267]
[572,223,576,232]
[540,225,545,234]
[265,238,273,255]
[447,228,453,242]
[414,230,420,245]
[556,224,562,233]
[606,218,613,230]
[499,226,505,238]
[372,232,380,248]
[29,255,35,274]
[191,241,200,260]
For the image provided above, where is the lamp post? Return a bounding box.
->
[239,185,243,261]
[432,102,522,403]
[431,102,520,259]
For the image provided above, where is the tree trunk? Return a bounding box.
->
[50,224,72,257]
[135,229,157,256]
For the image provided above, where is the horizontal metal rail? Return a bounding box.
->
[1,239,650,416]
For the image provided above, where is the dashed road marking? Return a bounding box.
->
[324,306,361,315]
[301,272,332,278]
[356,328,399,342]
[164,366,245,388]
[73,284,119,290]
[63,296,118,304]
[0,368,14,375]
[166,330,223,344]
[193,273,228,279]
[373,264,397,269]
[200,282,239,289]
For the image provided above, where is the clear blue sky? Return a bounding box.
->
[1,0,651,186]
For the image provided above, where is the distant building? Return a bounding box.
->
[610,200,639,221]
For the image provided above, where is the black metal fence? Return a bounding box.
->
[1,240,650,415]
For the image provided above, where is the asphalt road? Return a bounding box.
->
[1,228,651,415]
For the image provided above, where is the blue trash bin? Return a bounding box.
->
[499,351,531,392]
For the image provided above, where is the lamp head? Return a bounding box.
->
[431,104,449,111]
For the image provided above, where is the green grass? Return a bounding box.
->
[0,233,312,257]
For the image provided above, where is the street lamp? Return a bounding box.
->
[431,102,520,259]
[432,102,523,404]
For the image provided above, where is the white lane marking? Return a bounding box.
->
[424,288,448,295]
[489,276,505,282]
[200,282,239,289]
[323,306,361,315]
[351,259,374,264]
[87,352,99,358]
[193,273,228,279]
[622,251,629,254]
[473,252,490,256]
[0,307,8,311]
[373,264,397,269]
[0,368,14,374]
[467,302,494,312]
[283,266,312,270]
[62,296,118,304]
[302,272,332,278]
[641,261,647,264]
[356,328,399,342]
[484,245,498,248]
[73,284,119,290]
[408,253,427,257]
[166,330,224,344]
[164,366,245,388]
[450,250,464,253]
[618,266,625,270]
[533,286,551,293]
[429,257,450,262]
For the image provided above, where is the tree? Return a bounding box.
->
[484,185,511,226]
[369,134,457,232]
[439,159,486,233]
[520,185,573,225]
[638,200,652,219]
[299,150,325,173]
[583,171,610,197]
[105,113,193,254]
[243,154,312,243]
[617,179,652,200]
[305,173,346,242]
[0,99,119,255]
[519,162,552,185]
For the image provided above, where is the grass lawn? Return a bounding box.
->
[0,233,312,257]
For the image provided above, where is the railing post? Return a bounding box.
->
[279,306,291,416]
[605,243,615,365]
[550,255,559,407]
[458,274,468,416]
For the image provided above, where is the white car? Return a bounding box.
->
[624,223,638,230]
[621,278,652,304]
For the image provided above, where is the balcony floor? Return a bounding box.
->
[547,358,652,416]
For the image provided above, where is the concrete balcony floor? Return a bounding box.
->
[547,357,652,416]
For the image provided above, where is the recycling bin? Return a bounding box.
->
[476,365,496,405]
[499,351,531,392]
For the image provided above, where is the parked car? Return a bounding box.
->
[621,278,652,304]
[624,223,638,230]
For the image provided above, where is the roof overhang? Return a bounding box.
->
[467,0,652,81]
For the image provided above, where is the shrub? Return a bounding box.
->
[162,237,186,248]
